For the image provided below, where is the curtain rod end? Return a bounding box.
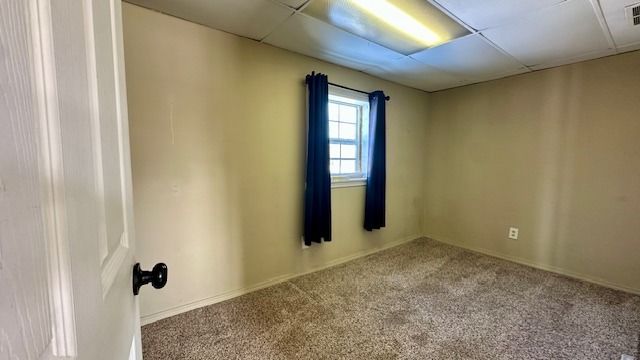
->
[385,96,390,101]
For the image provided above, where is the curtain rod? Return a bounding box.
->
[328,82,391,101]
[305,73,390,101]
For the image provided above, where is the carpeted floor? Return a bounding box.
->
[142,238,640,359]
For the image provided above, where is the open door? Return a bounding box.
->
[0,0,161,359]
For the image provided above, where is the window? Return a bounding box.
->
[328,86,369,185]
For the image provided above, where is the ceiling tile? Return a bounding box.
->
[126,0,293,40]
[410,34,528,81]
[363,57,468,92]
[433,0,564,30]
[481,0,612,67]
[600,0,640,48]
[275,0,309,9]
[263,14,404,71]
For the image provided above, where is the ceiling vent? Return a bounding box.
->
[627,3,640,26]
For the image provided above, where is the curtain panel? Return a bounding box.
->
[364,91,386,231]
[303,72,332,245]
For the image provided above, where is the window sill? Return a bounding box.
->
[331,178,366,189]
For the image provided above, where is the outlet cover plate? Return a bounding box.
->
[508,227,519,240]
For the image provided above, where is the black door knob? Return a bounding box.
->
[133,262,167,295]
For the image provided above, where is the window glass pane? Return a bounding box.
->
[339,123,356,140]
[328,92,369,180]
[329,103,339,121]
[329,121,339,139]
[330,160,340,174]
[341,160,355,173]
[340,105,357,123]
[329,143,340,158]
[341,144,356,159]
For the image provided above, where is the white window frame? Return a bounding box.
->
[328,85,369,188]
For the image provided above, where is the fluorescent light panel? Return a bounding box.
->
[303,0,469,55]
[350,0,440,46]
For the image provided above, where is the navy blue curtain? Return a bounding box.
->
[303,72,331,246]
[364,91,386,231]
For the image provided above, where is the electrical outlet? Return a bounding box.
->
[508,227,519,240]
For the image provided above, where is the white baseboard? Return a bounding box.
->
[429,236,640,296]
[140,234,423,326]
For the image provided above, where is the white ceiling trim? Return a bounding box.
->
[618,40,640,52]
[529,48,617,70]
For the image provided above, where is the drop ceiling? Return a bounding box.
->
[125,0,640,92]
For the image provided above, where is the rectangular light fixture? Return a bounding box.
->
[304,0,469,55]
[350,0,440,46]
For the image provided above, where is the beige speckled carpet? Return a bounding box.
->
[142,238,640,359]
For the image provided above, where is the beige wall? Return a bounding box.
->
[424,51,640,293]
[122,3,429,321]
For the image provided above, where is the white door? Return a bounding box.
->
[0,0,150,359]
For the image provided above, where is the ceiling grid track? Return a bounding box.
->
[590,0,620,51]
[471,0,611,70]
[421,0,533,74]
[260,0,314,42]
[475,34,534,72]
